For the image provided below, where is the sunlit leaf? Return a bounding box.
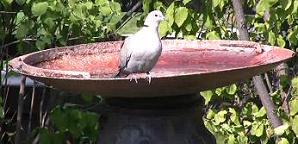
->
[200,90,213,105]
[229,108,240,125]
[288,26,298,46]
[227,135,236,144]
[277,35,286,48]
[159,20,170,37]
[256,0,278,16]
[166,2,175,26]
[251,122,264,137]
[226,84,237,95]
[274,123,289,136]
[291,115,298,137]
[277,138,289,144]
[184,35,196,40]
[32,2,49,16]
[206,31,220,40]
[214,110,227,125]
[254,107,267,118]
[174,7,188,27]
[268,31,276,45]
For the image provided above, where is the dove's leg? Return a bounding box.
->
[146,72,151,84]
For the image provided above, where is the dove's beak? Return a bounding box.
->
[161,15,166,21]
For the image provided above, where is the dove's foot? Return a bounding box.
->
[127,73,145,83]
[127,73,152,84]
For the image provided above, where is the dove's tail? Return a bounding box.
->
[115,71,121,77]
[115,70,127,78]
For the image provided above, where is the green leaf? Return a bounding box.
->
[110,2,121,13]
[95,0,106,6]
[44,18,55,31]
[16,20,32,39]
[215,87,224,96]
[268,31,276,45]
[159,21,170,37]
[288,26,298,46]
[227,135,236,144]
[277,138,289,144]
[206,109,215,119]
[277,35,286,48]
[251,122,264,137]
[290,98,298,116]
[101,6,112,16]
[184,35,196,40]
[16,0,26,5]
[1,0,13,5]
[226,84,237,95]
[274,123,289,136]
[206,31,221,40]
[212,0,223,8]
[32,2,49,17]
[200,90,213,105]
[236,133,248,143]
[36,39,46,50]
[254,107,267,118]
[166,2,175,26]
[204,15,214,29]
[143,0,151,13]
[174,7,188,27]
[243,120,252,127]
[229,108,240,125]
[292,77,298,97]
[214,110,227,125]
[280,0,292,11]
[183,0,192,5]
[256,0,278,16]
[84,1,93,10]
[291,115,298,137]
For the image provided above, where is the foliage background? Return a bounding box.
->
[1,0,298,143]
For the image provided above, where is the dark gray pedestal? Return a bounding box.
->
[98,95,216,144]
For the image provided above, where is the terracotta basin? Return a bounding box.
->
[9,40,295,97]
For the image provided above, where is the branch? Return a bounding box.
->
[231,0,282,128]
[115,1,142,32]
[15,76,26,144]
[0,38,36,49]
[28,81,36,134]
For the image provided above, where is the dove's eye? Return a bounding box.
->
[154,14,158,17]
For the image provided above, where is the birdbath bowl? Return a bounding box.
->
[9,40,295,144]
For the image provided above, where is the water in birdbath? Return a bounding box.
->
[34,44,263,78]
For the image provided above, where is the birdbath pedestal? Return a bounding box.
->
[9,40,294,144]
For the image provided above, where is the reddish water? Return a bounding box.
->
[35,48,261,78]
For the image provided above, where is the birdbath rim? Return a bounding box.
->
[9,40,295,97]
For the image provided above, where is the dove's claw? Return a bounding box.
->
[128,74,138,83]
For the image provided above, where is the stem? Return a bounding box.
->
[39,88,46,126]
[28,81,36,134]
[15,76,26,144]
[265,73,273,93]
[231,0,282,128]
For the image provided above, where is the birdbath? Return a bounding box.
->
[9,40,294,144]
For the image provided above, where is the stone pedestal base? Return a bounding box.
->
[98,95,216,144]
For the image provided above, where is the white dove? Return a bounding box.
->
[116,10,165,84]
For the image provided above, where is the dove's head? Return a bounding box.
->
[144,10,165,28]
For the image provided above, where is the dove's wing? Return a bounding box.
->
[119,36,133,70]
